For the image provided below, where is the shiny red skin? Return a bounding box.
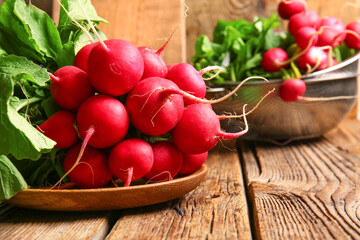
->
[345,21,360,49]
[166,63,206,105]
[138,46,168,80]
[50,66,94,111]
[64,143,112,189]
[261,48,289,72]
[87,39,144,96]
[74,42,98,73]
[77,94,129,149]
[37,110,78,149]
[295,27,319,49]
[279,78,306,102]
[316,17,345,47]
[179,151,208,175]
[278,0,306,20]
[125,77,184,136]
[288,10,320,36]
[143,141,183,182]
[109,139,154,183]
[296,46,328,70]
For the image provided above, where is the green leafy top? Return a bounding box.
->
[0,0,107,202]
[192,14,356,84]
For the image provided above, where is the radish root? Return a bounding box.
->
[51,126,95,189]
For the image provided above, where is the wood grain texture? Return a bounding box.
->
[5,165,207,211]
[239,119,360,239]
[0,208,115,240]
[106,150,252,240]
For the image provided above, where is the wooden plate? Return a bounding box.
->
[5,165,207,211]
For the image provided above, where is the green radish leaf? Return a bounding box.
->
[58,0,107,33]
[0,0,62,67]
[0,55,56,160]
[55,41,76,68]
[0,155,28,201]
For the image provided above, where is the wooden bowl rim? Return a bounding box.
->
[18,164,208,194]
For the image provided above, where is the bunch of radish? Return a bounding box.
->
[35,1,267,189]
[261,0,360,102]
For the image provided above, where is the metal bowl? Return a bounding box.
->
[207,52,360,143]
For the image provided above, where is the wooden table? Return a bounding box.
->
[0,118,359,240]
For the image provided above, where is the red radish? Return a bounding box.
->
[74,42,99,72]
[172,103,248,154]
[316,17,345,47]
[37,110,78,149]
[126,76,263,136]
[296,46,328,71]
[143,141,183,182]
[278,0,307,20]
[87,39,144,96]
[345,21,360,49]
[279,78,356,103]
[167,64,176,71]
[179,151,208,175]
[125,77,184,136]
[261,48,289,72]
[74,0,144,97]
[108,139,154,187]
[166,63,207,105]
[295,27,319,49]
[288,10,320,36]
[63,143,112,189]
[137,30,175,80]
[77,94,129,149]
[49,66,94,111]
[279,78,306,102]
[138,46,168,80]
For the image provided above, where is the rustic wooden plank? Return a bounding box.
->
[106,149,252,240]
[53,0,186,65]
[240,119,360,239]
[0,207,115,240]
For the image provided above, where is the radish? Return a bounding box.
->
[296,46,329,71]
[295,27,319,49]
[36,110,78,149]
[316,17,345,47]
[261,48,289,72]
[74,0,144,96]
[167,64,225,105]
[77,94,129,149]
[63,143,112,189]
[125,77,184,136]
[108,138,154,187]
[288,10,320,36]
[143,141,183,182]
[279,78,306,102]
[278,0,307,20]
[49,66,94,111]
[345,21,360,49]
[138,30,176,80]
[279,78,356,102]
[87,39,144,96]
[179,151,208,175]
[74,42,99,72]
[138,46,168,80]
[126,76,265,136]
[172,103,248,154]
[166,63,207,105]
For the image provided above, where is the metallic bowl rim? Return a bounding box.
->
[208,51,360,90]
